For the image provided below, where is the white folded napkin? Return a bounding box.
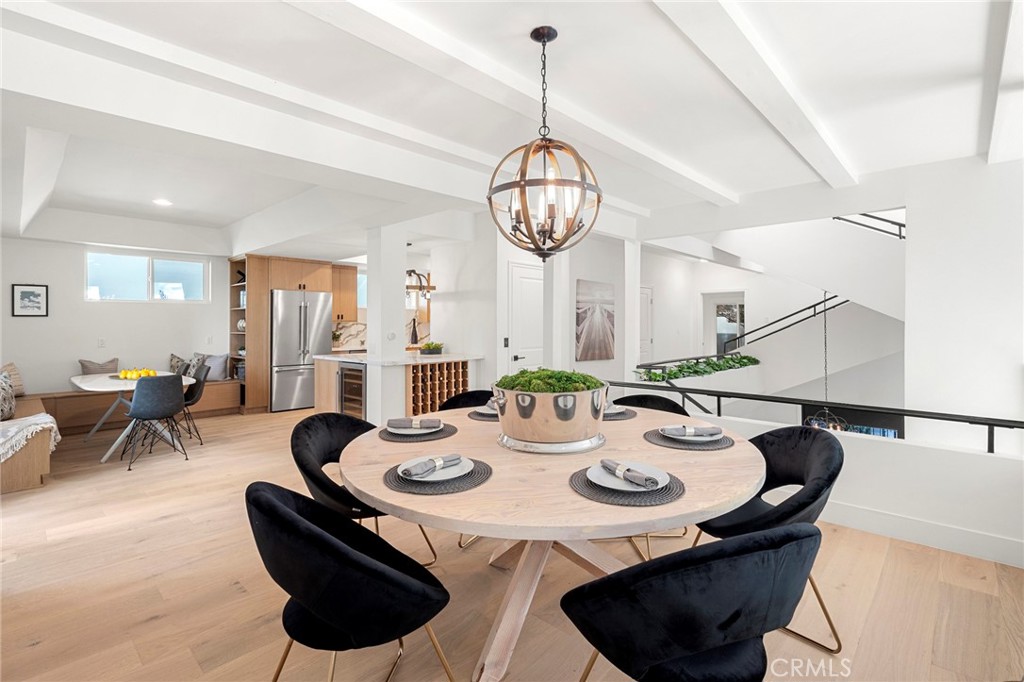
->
[401,455,462,478]
[661,425,722,438]
[600,458,659,489]
[387,418,442,429]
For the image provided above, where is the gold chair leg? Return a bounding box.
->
[424,623,455,682]
[271,638,294,682]
[627,534,651,561]
[384,637,404,682]
[458,533,481,549]
[780,574,843,655]
[418,524,438,568]
[690,528,704,548]
[650,526,689,538]
[373,517,380,535]
[579,649,600,682]
[327,651,337,682]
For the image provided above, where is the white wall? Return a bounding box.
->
[707,415,1024,568]
[707,216,906,320]
[904,158,1024,455]
[640,248,699,365]
[1,238,228,392]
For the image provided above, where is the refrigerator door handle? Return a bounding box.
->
[304,301,311,358]
[297,303,304,360]
[274,366,313,373]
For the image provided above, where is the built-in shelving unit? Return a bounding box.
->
[406,360,469,415]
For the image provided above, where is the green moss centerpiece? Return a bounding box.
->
[492,368,608,454]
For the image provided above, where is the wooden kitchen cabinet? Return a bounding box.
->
[332,265,358,322]
[269,257,332,292]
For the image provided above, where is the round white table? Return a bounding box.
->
[69,372,195,463]
[343,407,765,682]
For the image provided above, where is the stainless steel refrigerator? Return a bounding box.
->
[270,289,333,412]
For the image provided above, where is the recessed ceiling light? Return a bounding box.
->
[699,258,709,263]
[152,198,173,207]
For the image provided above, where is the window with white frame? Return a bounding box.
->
[86,252,209,302]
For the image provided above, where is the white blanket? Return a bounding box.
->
[0,413,61,463]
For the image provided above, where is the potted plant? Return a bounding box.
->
[492,368,608,453]
[420,341,444,355]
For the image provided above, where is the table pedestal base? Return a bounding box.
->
[473,539,629,682]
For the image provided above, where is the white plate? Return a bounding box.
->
[473,404,497,415]
[603,403,626,415]
[586,461,670,493]
[386,423,444,436]
[397,456,474,482]
[658,428,723,443]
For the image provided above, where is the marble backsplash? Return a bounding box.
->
[333,314,429,350]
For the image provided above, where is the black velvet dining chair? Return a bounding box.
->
[693,425,845,655]
[120,374,187,470]
[290,412,438,567]
[560,524,822,682]
[178,363,210,445]
[613,393,689,416]
[438,390,493,549]
[438,389,493,411]
[245,482,455,682]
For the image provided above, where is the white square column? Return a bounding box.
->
[365,224,408,424]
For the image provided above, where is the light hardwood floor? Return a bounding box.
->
[2,409,1021,682]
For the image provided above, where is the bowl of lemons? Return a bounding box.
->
[117,368,158,380]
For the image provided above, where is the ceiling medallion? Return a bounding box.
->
[486,26,603,262]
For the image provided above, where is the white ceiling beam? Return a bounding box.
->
[653,0,858,188]
[983,0,1023,164]
[287,0,738,206]
[18,128,69,234]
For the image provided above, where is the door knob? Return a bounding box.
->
[512,354,526,361]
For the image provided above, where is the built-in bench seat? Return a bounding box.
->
[1,398,53,493]
[24,379,241,435]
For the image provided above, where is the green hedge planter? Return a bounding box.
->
[636,354,760,382]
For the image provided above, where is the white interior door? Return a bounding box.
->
[639,286,653,364]
[509,262,544,372]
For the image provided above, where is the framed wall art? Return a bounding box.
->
[12,284,48,317]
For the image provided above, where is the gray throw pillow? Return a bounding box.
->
[79,358,119,375]
[169,353,187,374]
[0,372,16,421]
[186,353,208,378]
[204,353,229,381]
[0,362,25,396]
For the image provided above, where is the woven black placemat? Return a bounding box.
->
[378,423,459,443]
[468,411,499,422]
[603,408,638,421]
[383,459,492,495]
[569,468,685,506]
[642,429,735,451]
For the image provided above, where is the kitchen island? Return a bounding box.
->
[313,352,485,422]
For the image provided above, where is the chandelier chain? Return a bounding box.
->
[539,38,550,138]
[822,290,829,406]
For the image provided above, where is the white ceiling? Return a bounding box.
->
[1,0,1020,260]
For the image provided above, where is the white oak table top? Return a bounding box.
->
[342,407,765,541]
[70,372,194,392]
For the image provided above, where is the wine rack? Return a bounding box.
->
[406,361,470,416]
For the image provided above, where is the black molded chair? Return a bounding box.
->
[179,363,210,445]
[561,524,821,682]
[613,393,689,416]
[245,482,455,682]
[120,374,187,470]
[291,412,438,567]
[694,426,845,654]
[438,389,493,411]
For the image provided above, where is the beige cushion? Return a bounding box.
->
[0,372,15,421]
[0,362,25,396]
[78,358,119,375]
[169,353,187,374]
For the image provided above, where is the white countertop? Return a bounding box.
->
[312,352,484,367]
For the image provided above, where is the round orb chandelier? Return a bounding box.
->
[487,26,603,262]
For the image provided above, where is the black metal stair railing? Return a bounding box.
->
[722,295,849,353]
[832,212,906,240]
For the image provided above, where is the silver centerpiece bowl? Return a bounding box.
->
[492,382,608,454]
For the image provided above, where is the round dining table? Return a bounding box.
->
[342,406,765,682]
[69,372,195,463]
